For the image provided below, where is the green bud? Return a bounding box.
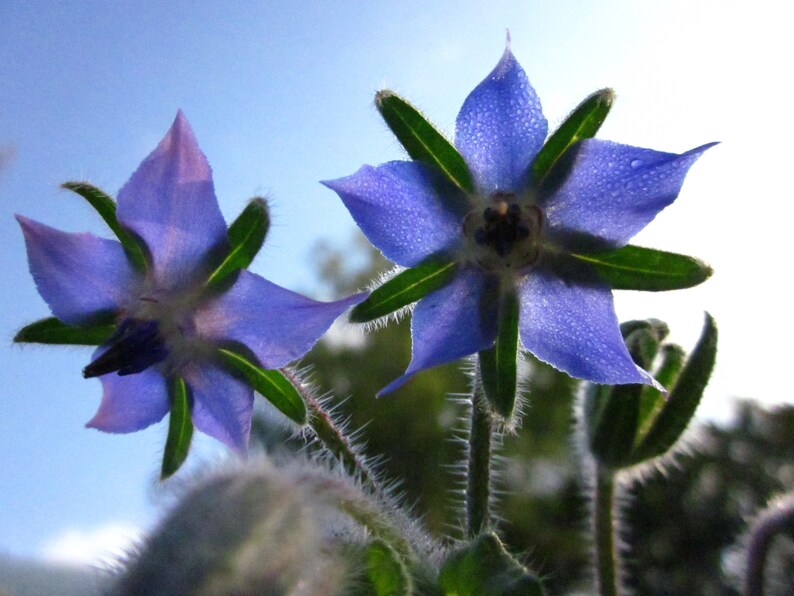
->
[584,314,717,469]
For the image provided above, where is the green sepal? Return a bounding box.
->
[365,539,413,596]
[478,289,519,419]
[632,313,717,461]
[217,348,307,425]
[635,344,686,444]
[572,245,713,292]
[620,319,668,369]
[61,182,148,272]
[161,377,193,479]
[14,316,115,345]
[531,88,614,186]
[376,91,473,192]
[585,383,643,468]
[206,197,270,288]
[350,259,457,323]
[439,532,544,596]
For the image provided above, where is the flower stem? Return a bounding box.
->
[466,372,493,537]
[593,465,620,596]
[280,368,381,494]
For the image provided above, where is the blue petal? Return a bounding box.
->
[17,216,136,325]
[518,262,657,387]
[380,267,498,394]
[542,140,717,249]
[455,45,547,195]
[183,362,253,453]
[86,365,169,432]
[195,270,366,370]
[117,111,229,288]
[323,161,467,267]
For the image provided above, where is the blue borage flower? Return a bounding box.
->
[18,112,364,451]
[325,45,714,395]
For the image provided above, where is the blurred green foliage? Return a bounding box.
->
[253,235,794,595]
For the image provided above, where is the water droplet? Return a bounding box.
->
[630,159,643,168]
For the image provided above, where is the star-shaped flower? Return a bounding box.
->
[325,45,714,395]
[18,112,364,452]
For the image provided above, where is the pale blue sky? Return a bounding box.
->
[1,0,789,564]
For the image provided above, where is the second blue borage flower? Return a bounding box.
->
[16,112,366,476]
[324,42,714,417]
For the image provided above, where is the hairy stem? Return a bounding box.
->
[593,465,620,596]
[466,374,493,537]
[280,368,381,494]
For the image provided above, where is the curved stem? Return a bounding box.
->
[466,374,493,537]
[280,368,381,494]
[745,494,794,596]
[593,465,620,596]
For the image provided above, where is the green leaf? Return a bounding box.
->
[633,313,718,461]
[161,377,193,479]
[350,259,457,323]
[61,181,148,272]
[218,348,307,424]
[572,245,713,292]
[376,91,473,192]
[439,532,544,596]
[478,289,519,419]
[206,197,270,288]
[532,88,614,186]
[14,316,115,345]
[366,540,412,596]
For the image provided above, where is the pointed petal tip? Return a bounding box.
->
[15,213,39,230]
[377,373,411,397]
[168,110,199,148]
[643,369,668,396]
[84,412,146,434]
[173,109,189,128]
[16,215,54,242]
[694,141,720,154]
[494,42,519,77]
[320,164,375,191]
[319,177,338,191]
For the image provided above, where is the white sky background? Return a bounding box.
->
[0,0,791,564]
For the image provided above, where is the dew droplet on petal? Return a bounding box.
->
[630,158,643,168]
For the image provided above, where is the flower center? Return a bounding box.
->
[83,287,208,379]
[83,318,168,378]
[462,193,544,271]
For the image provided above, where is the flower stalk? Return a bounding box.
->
[593,465,620,596]
[466,372,494,537]
[280,367,382,494]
